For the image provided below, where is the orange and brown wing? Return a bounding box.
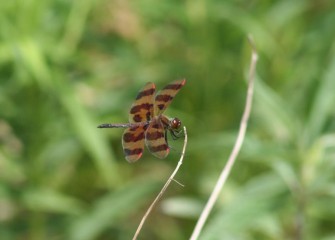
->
[145,118,169,159]
[154,79,186,116]
[122,125,147,163]
[129,82,155,123]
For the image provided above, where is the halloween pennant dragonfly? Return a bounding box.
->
[98,79,186,163]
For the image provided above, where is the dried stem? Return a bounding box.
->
[189,35,258,240]
[132,126,188,240]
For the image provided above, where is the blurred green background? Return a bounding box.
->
[1,0,335,239]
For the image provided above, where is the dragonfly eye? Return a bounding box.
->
[170,117,181,129]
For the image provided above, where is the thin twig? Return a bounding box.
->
[189,35,258,240]
[132,126,188,240]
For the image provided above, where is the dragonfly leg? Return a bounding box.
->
[170,129,183,140]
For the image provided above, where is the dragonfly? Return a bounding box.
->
[98,79,186,163]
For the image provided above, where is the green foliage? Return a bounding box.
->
[1,0,335,239]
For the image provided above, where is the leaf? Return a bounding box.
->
[56,79,121,187]
[201,173,287,240]
[161,196,203,219]
[22,188,85,215]
[304,52,335,144]
[253,76,300,141]
[68,179,159,240]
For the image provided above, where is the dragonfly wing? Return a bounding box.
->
[129,82,155,123]
[145,118,169,159]
[154,79,186,116]
[122,125,146,163]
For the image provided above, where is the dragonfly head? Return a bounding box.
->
[170,117,182,130]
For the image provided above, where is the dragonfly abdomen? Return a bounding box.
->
[97,122,148,128]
